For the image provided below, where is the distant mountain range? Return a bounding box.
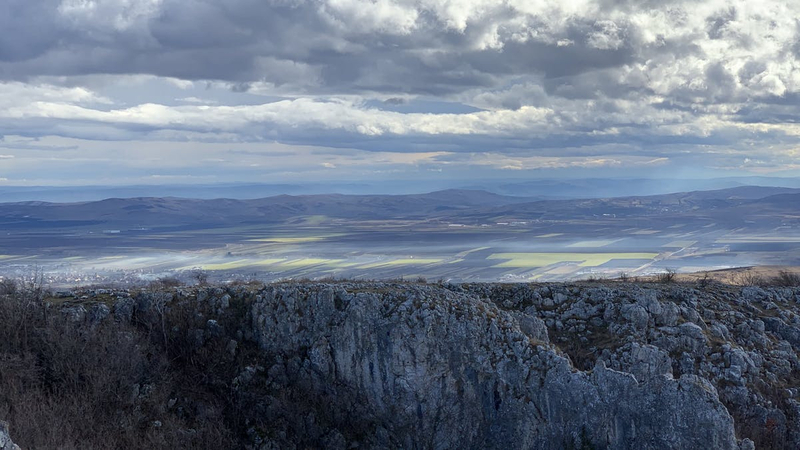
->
[1,185,798,232]
[0,189,532,230]
[2,176,799,202]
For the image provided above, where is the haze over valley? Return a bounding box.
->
[2,183,798,285]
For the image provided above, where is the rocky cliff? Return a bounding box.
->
[0,421,19,450]
[5,280,800,449]
[247,283,742,449]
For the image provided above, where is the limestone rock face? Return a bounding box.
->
[0,421,20,450]
[249,284,740,449]
[40,280,798,449]
[470,282,800,450]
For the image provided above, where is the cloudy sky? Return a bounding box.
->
[1,0,799,186]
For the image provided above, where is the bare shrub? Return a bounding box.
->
[316,275,341,283]
[698,272,712,288]
[656,268,677,283]
[147,276,183,291]
[227,278,264,288]
[771,270,800,287]
[733,270,766,286]
[192,269,209,286]
[584,275,605,282]
[0,278,239,449]
[0,278,16,296]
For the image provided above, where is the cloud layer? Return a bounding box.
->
[1,0,799,185]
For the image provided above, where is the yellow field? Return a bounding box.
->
[295,215,328,225]
[488,252,658,268]
[567,239,621,248]
[255,258,287,266]
[184,259,254,271]
[279,258,342,268]
[186,257,344,270]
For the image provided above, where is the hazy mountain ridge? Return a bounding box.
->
[0,189,538,231]
[2,177,799,203]
[1,185,798,283]
[464,186,800,223]
[1,186,797,230]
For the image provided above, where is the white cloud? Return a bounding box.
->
[2,0,800,182]
[0,81,111,106]
[320,0,419,35]
[58,0,163,32]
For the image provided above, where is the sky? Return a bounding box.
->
[1,0,800,187]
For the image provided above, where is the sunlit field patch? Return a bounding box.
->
[188,260,255,271]
[359,258,444,269]
[255,258,287,266]
[567,239,621,248]
[279,258,343,268]
[488,252,658,268]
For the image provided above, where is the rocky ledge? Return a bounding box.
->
[0,421,19,450]
[5,280,800,449]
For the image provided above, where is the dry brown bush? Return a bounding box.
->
[733,270,766,286]
[771,270,800,287]
[0,282,238,449]
[656,268,677,283]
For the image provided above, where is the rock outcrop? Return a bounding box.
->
[0,421,19,450]
[466,282,800,449]
[246,284,743,449]
[34,280,800,449]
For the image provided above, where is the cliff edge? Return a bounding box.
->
[5,280,800,448]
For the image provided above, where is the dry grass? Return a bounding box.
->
[639,266,800,287]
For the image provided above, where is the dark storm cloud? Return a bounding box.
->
[0,0,641,96]
[2,0,800,185]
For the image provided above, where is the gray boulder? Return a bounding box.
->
[0,421,20,450]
